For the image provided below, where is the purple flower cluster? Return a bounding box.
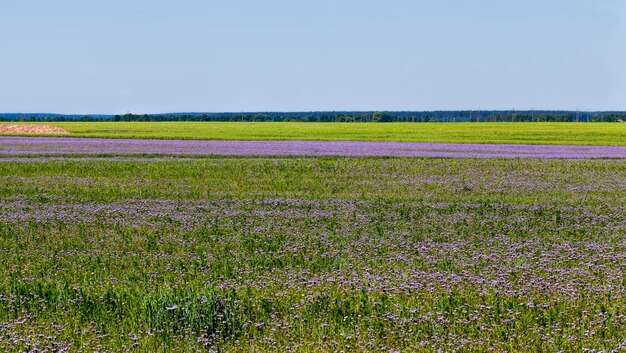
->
[3,197,626,299]
[3,136,626,158]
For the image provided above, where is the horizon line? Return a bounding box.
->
[3,109,626,116]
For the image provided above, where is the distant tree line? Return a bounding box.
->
[2,111,625,123]
[91,111,626,123]
[112,112,406,122]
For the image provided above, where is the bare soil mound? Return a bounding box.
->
[0,124,69,135]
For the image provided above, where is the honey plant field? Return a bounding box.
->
[2,157,626,351]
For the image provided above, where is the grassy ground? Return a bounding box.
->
[2,121,626,145]
[2,157,626,351]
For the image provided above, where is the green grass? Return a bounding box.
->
[3,121,626,145]
[2,158,626,351]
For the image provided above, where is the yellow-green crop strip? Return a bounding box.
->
[2,121,626,145]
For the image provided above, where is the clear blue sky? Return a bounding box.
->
[1,0,624,114]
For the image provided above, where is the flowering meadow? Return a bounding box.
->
[1,157,626,352]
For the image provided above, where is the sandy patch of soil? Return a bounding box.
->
[0,124,70,135]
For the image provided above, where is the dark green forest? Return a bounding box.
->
[2,111,625,123]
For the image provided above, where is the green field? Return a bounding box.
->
[3,121,626,145]
[2,158,626,351]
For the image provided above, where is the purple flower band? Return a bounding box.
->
[2,137,626,159]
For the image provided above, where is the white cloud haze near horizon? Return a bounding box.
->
[1,0,625,114]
